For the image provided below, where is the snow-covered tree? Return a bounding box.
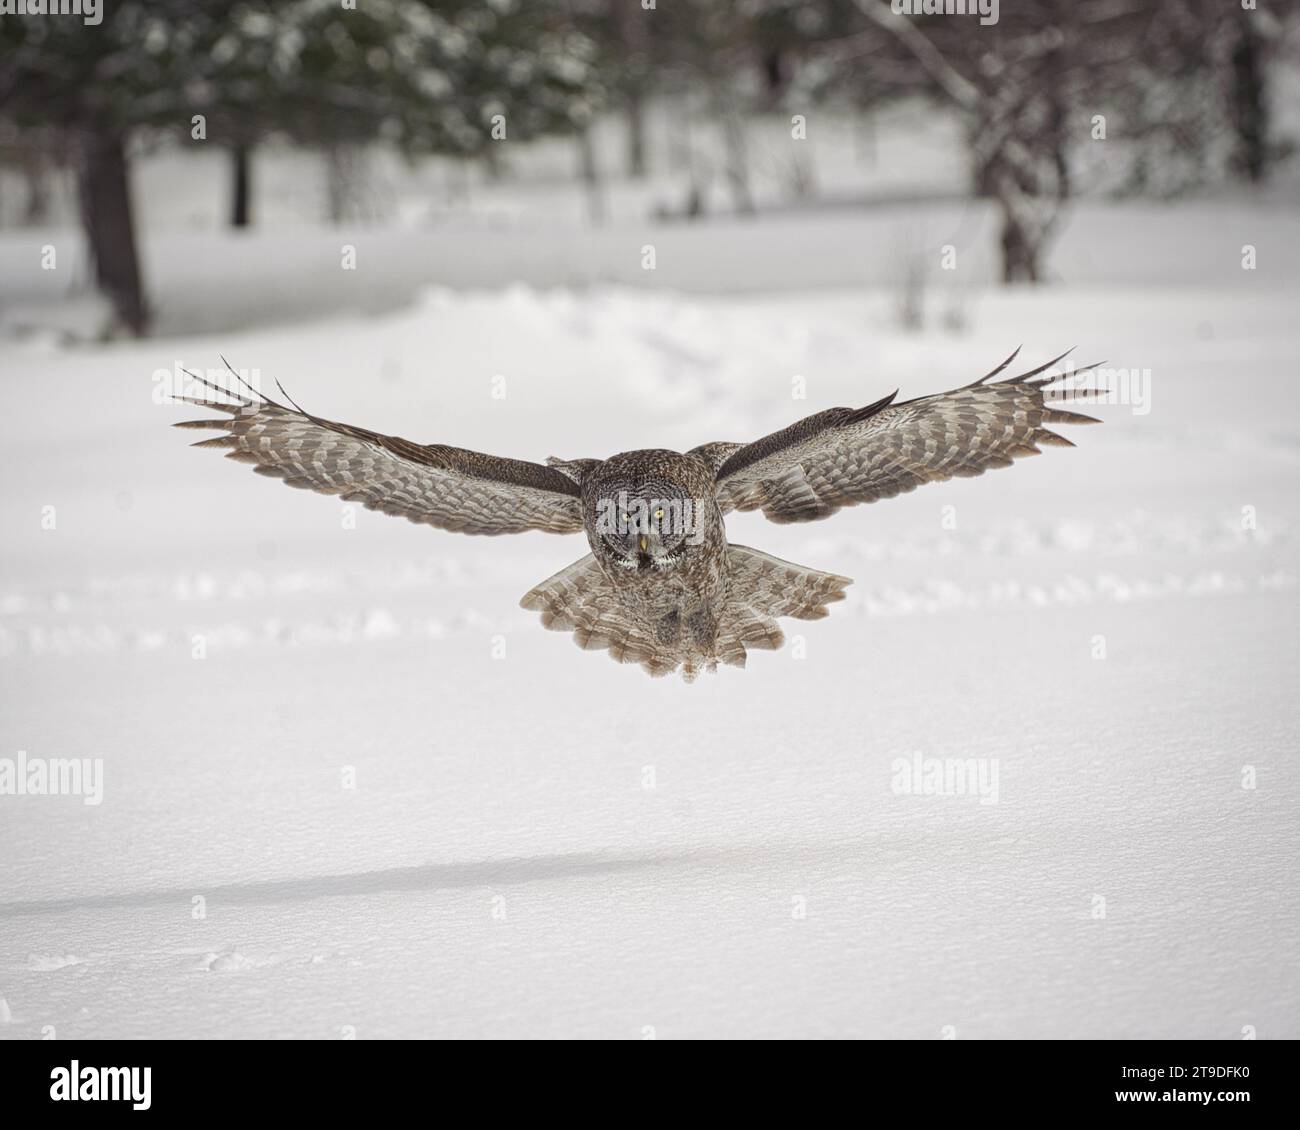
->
[0,0,604,333]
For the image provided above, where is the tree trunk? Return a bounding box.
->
[324,144,363,225]
[762,49,788,97]
[625,93,647,179]
[77,128,147,335]
[615,0,649,179]
[230,143,251,227]
[21,148,51,224]
[712,87,755,217]
[577,128,605,226]
[1230,13,1268,183]
[999,208,1040,284]
[992,163,1054,284]
[986,135,1063,285]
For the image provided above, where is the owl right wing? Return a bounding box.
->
[702,350,1104,524]
[173,372,584,536]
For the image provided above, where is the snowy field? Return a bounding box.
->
[1,137,1298,1038]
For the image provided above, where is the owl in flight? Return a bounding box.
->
[175,350,1101,680]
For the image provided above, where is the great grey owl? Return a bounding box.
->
[174,349,1101,680]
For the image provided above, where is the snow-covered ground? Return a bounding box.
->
[1,122,1298,1037]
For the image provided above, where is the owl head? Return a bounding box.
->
[589,470,697,571]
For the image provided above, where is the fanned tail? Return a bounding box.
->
[520,547,851,681]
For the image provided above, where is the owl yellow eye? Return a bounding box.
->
[621,512,629,524]
[654,508,664,520]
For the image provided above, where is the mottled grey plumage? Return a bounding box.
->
[174,350,1102,680]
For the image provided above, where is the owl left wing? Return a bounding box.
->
[173,373,584,536]
[709,350,1104,525]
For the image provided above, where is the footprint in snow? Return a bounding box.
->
[26,953,82,971]
[200,951,253,972]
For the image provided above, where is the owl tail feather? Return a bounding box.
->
[520,547,851,681]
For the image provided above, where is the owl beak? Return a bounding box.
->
[639,535,649,553]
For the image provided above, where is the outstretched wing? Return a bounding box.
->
[711,350,1104,524]
[173,372,584,536]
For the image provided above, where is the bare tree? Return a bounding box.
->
[840,0,1289,282]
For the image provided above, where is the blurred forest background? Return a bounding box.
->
[1,0,1298,337]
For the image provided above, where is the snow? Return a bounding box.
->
[1,136,1298,1038]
